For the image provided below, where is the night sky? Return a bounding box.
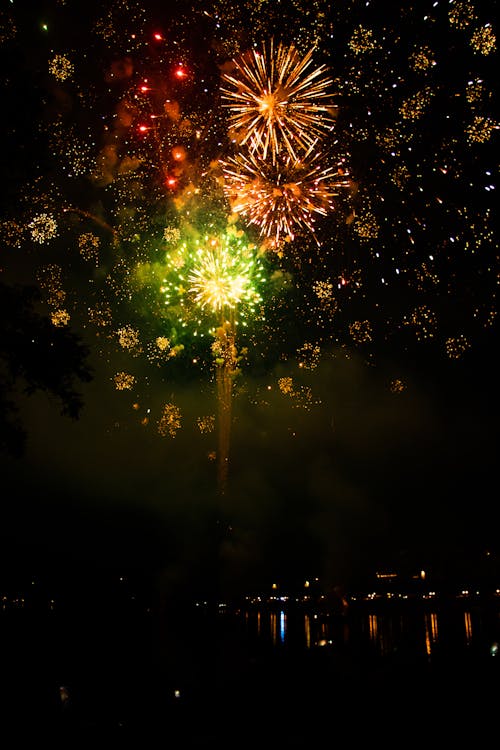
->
[1,0,498,600]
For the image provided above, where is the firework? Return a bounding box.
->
[28,213,58,244]
[161,229,265,496]
[221,40,336,163]
[78,232,100,264]
[197,415,215,434]
[51,309,71,327]
[157,402,182,437]
[48,54,74,81]
[297,341,321,369]
[188,238,263,314]
[114,372,136,390]
[36,264,66,308]
[2,0,497,506]
[157,228,266,495]
[221,145,349,247]
[390,379,406,394]
[117,325,142,354]
[160,230,266,331]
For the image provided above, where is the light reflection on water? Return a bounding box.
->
[1,598,498,739]
[464,610,473,643]
[424,612,439,655]
[238,602,499,660]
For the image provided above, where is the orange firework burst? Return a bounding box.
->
[221,40,336,163]
[221,145,348,246]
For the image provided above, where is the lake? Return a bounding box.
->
[1,593,499,744]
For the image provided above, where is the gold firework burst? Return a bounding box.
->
[221,145,348,246]
[221,40,336,163]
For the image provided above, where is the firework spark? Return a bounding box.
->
[28,213,58,244]
[221,40,336,163]
[160,230,266,331]
[221,145,349,247]
[188,237,263,313]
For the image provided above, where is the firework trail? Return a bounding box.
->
[183,233,265,495]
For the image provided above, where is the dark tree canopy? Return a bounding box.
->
[0,281,93,455]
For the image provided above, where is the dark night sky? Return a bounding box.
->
[2,337,498,597]
[1,0,499,599]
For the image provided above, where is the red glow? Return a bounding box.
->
[138,124,148,133]
[174,66,187,79]
[166,177,177,188]
[171,146,186,161]
[153,32,163,41]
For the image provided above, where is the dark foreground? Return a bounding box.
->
[1,596,499,745]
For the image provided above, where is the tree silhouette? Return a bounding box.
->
[0,281,93,456]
